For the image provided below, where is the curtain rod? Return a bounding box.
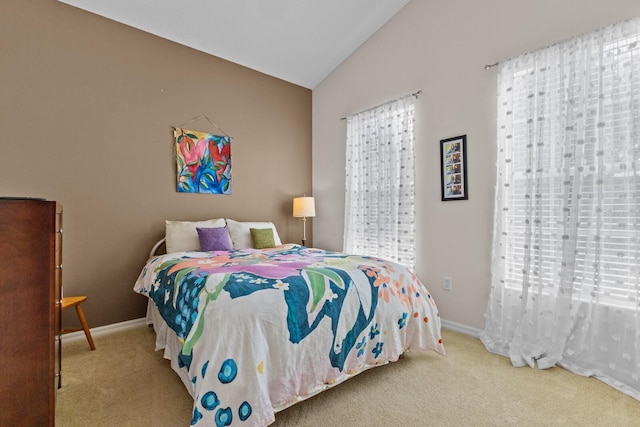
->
[340,90,422,121]
[483,15,640,71]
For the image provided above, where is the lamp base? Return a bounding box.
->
[301,239,306,246]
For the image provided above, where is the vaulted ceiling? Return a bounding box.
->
[57,0,411,89]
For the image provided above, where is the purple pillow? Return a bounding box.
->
[196,226,233,251]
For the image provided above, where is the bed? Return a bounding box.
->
[134,219,444,426]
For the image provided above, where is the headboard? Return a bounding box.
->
[149,238,166,259]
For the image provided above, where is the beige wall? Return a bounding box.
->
[0,0,311,327]
[312,0,639,331]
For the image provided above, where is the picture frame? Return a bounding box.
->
[440,135,468,201]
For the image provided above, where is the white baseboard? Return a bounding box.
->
[61,316,481,344]
[441,318,481,338]
[61,317,147,344]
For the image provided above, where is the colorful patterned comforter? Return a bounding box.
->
[134,244,444,426]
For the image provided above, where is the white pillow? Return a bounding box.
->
[165,219,226,253]
[225,219,282,249]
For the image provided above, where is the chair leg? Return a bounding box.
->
[75,304,96,351]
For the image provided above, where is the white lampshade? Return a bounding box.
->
[293,196,315,218]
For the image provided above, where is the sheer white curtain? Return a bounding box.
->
[481,17,640,399]
[343,95,416,270]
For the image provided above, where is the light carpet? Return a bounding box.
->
[55,326,640,426]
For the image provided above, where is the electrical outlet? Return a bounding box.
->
[442,276,452,291]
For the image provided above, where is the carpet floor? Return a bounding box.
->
[55,326,640,426]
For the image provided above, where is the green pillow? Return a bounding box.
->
[250,228,276,249]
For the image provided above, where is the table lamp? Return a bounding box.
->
[293,196,315,246]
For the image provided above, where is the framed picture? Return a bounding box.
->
[440,135,468,201]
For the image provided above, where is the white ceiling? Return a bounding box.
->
[57,0,411,89]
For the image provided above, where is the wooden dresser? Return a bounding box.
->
[0,198,62,426]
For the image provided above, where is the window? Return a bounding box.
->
[498,32,640,308]
[343,95,416,270]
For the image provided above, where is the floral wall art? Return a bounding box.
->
[175,128,232,194]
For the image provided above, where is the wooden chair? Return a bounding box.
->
[61,296,96,350]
